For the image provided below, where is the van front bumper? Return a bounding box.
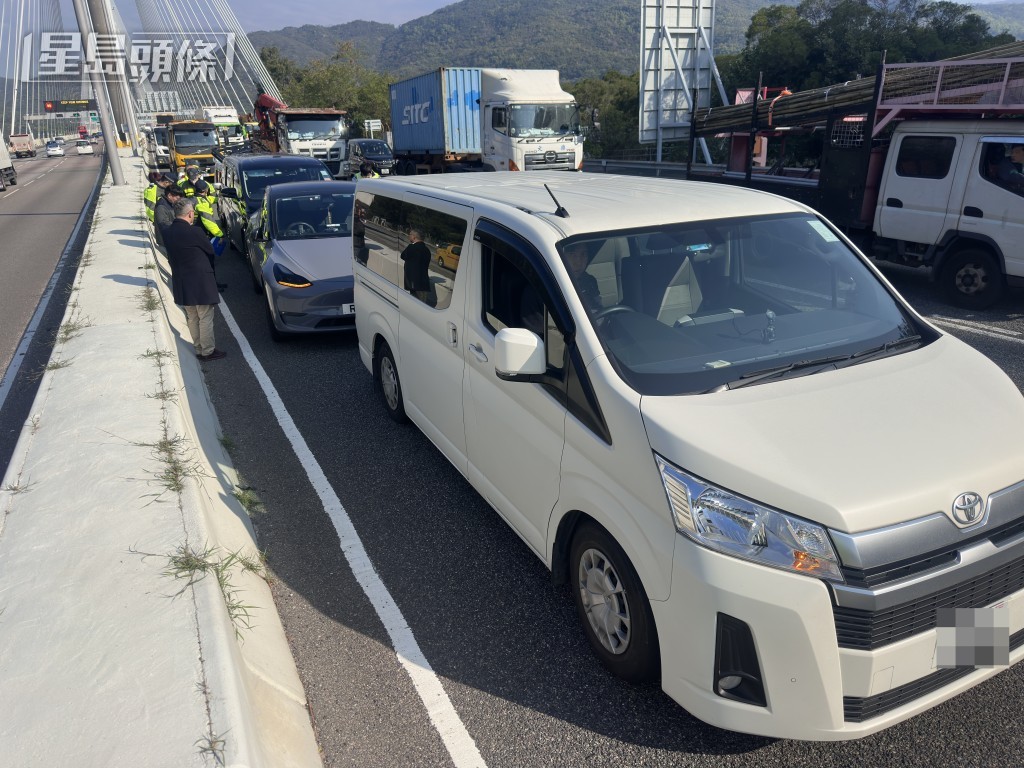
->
[656,536,1024,740]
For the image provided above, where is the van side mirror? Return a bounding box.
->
[495,328,546,381]
[219,187,238,199]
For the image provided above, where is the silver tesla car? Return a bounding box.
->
[246,180,357,340]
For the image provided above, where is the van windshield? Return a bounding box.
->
[565,213,927,395]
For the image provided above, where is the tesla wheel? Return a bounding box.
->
[570,521,659,684]
[374,342,407,423]
[265,294,286,342]
[249,255,262,294]
[941,247,1004,310]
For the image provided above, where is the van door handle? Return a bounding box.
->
[468,343,487,362]
[447,321,458,347]
[885,198,903,208]
[963,206,983,218]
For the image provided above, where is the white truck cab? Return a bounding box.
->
[353,171,1024,740]
[873,120,1024,308]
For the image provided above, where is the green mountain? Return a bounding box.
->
[973,3,1024,39]
[248,0,1023,80]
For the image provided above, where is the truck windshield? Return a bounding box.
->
[174,130,217,150]
[509,103,580,137]
[285,119,346,140]
[356,141,392,157]
[153,128,168,145]
[565,213,927,395]
[219,125,243,138]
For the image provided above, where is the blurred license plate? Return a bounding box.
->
[343,303,355,315]
[380,168,389,175]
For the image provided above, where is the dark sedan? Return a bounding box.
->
[246,180,357,340]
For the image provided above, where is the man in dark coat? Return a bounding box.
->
[400,228,432,305]
[162,198,226,361]
[153,183,185,251]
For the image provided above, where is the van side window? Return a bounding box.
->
[400,203,467,311]
[353,190,402,286]
[480,240,566,373]
[894,136,955,179]
[478,231,609,442]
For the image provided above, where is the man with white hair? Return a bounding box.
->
[162,198,226,361]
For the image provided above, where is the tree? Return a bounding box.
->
[279,43,393,134]
[259,46,302,92]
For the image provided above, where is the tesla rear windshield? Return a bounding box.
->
[563,213,929,395]
[274,192,355,239]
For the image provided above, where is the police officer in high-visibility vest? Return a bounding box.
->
[359,163,380,180]
[179,165,205,198]
[189,176,227,292]
[144,172,173,222]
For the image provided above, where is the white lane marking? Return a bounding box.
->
[930,316,1024,344]
[219,303,487,768]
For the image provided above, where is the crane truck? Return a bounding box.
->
[251,89,350,176]
[388,67,584,174]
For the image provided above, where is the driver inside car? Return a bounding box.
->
[563,242,602,312]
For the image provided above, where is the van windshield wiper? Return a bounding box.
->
[708,353,854,392]
[844,334,922,364]
[705,334,924,393]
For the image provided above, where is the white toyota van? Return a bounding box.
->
[352,172,1024,740]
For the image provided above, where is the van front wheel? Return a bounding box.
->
[375,342,408,423]
[941,247,1004,309]
[570,522,659,684]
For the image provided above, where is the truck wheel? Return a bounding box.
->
[402,160,417,176]
[570,521,659,684]
[941,247,1004,310]
[374,341,407,423]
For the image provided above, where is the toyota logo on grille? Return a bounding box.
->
[951,492,984,526]
[544,151,557,163]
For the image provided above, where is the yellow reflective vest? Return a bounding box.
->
[194,194,224,238]
[144,184,158,222]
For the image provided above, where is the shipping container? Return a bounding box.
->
[390,68,482,157]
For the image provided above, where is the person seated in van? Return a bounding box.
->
[563,242,602,312]
[400,229,433,304]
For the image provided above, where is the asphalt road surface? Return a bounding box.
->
[193,237,1024,768]
[0,150,104,474]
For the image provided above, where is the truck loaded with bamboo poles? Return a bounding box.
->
[685,42,1024,309]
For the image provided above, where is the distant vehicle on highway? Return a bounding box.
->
[10,132,36,158]
[45,142,65,158]
[75,139,94,156]
[244,180,357,339]
[0,141,16,186]
[215,151,332,257]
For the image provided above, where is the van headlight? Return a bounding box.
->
[656,455,844,582]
